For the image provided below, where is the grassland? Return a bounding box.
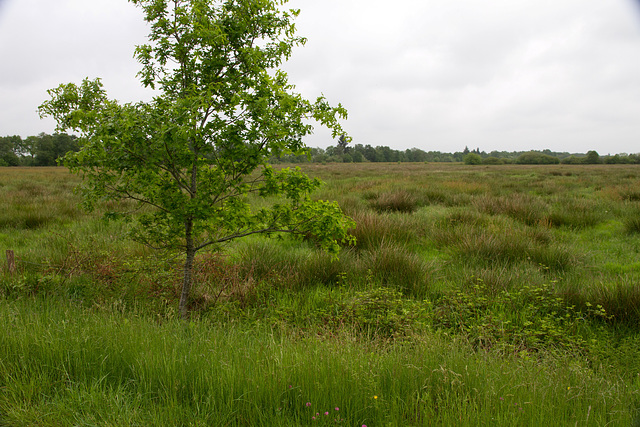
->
[1,163,639,426]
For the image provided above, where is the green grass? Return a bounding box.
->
[1,299,637,426]
[1,164,640,425]
[0,167,84,229]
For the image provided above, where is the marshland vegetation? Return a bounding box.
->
[1,163,639,426]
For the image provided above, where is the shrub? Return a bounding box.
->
[516,152,560,165]
[561,155,585,165]
[335,287,426,338]
[463,153,483,165]
[431,281,601,354]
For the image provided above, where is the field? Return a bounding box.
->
[1,163,639,426]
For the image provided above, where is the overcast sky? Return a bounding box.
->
[1,0,640,154]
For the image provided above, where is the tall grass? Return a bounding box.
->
[473,193,547,226]
[0,167,83,229]
[368,189,418,213]
[621,203,640,234]
[347,210,418,250]
[548,196,610,229]
[431,220,579,272]
[1,299,637,426]
[361,242,433,297]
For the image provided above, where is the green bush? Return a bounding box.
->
[335,287,426,338]
[430,281,604,354]
[561,155,585,165]
[463,153,483,165]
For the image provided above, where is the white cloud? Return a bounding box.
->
[1,0,640,153]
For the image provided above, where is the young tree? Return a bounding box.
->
[39,0,354,318]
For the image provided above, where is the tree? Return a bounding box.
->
[0,135,21,166]
[335,134,350,155]
[362,144,377,162]
[39,0,354,318]
[405,148,427,163]
[350,150,364,162]
[19,136,39,165]
[585,150,601,164]
[28,133,80,166]
[375,146,395,162]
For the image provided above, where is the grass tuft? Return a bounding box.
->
[348,210,417,250]
[361,243,433,298]
[369,190,418,213]
[432,222,578,271]
[548,197,608,229]
[473,193,547,226]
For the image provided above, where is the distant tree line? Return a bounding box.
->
[271,143,640,165]
[0,133,79,166]
[465,149,640,165]
[2,134,639,166]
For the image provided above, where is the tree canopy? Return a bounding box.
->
[39,0,355,317]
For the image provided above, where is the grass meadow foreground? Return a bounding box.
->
[1,164,640,426]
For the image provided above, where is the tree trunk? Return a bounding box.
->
[179,219,195,319]
[180,158,199,319]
